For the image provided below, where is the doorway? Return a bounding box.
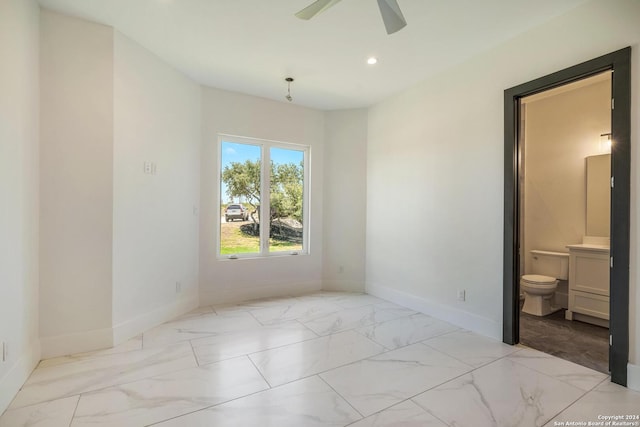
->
[502,47,631,386]
[518,72,611,374]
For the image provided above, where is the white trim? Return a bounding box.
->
[40,326,113,360]
[199,280,321,306]
[218,133,309,150]
[112,289,199,345]
[0,339,41,414]
[261,143,270,252]
[627,362,640,392]
[302,143,311,254]
[40,291,200,359]
[216,134,310,259]
[366,283,502,340]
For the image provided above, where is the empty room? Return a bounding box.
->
[1,0,640,425]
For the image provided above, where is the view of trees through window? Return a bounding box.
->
[219,139,306,256]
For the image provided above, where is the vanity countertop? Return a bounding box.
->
[566,243,610,253]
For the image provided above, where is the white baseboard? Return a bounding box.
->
[112,290,199,346]
[366,283,502,341]
[627,362,640,392]
[41,291,199,359]
[322,279,365,293]
[200,280,322,306]
[0,339,41,414]
[40,326,114,360]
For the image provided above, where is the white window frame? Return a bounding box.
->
[217,134,310,259]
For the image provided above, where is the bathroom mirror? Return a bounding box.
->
[585,153,611,237]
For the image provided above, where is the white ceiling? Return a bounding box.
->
[37,0,590,110]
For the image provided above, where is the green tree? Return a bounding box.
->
[222,160,261,223]
[270,161,303,222]
[221,159,303,224]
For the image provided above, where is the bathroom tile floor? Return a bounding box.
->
[520,307,609,374]
[2,292,639,427]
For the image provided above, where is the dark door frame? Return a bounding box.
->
[503,47,631,386]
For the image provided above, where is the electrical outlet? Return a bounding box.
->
[175,282,182,293]
[457,290,466,301]
[338,265,344,274]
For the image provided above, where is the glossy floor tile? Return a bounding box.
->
[302,303,415,336]
[412,358,586,427]
[547,380,640,426]
[357,313,458,350]
[9,342,197,409]
[1,292,638,427]
[71,356,268,426]
[423,329,519,367]
[249,330,385,386]
[320,343,472,416]
[141,309,261,348]
[191,321,318,366]
[249,299,344,325]
[153,376,362,427]
[348,400,446,427]
[0,396,78,427]
[507,346,608,391]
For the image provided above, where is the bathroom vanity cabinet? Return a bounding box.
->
[565,244,610,327]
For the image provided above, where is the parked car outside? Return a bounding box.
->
[225,204,249,222]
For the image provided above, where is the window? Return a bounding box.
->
[218,135,309,258]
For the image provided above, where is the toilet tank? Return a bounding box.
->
[530,250,570,280]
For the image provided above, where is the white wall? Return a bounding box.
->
[0,0,40,413]
[39,10,114,357]
[39,11,202,355]
[523,79,611,266]
[112,33,201,343]
[323,110,368,292]
[365,0,640,388]
[199,87,325,305]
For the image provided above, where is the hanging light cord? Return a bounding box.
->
[285,77,294,102]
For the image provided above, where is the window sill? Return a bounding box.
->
[216,252,308,261]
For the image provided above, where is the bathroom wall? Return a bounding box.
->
[522,76,611,273]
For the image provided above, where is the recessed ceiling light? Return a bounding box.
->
[367,57,378,65]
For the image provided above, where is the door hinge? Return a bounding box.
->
[612,98,615,110]
[610,257,614,268]
[610,335,612,346]
[611,176,614,188]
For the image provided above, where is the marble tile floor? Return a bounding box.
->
[1,292,639,427]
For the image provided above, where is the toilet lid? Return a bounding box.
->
[522,274,556,284]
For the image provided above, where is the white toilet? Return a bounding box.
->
[521,250,569,316]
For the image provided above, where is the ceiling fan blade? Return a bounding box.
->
[376,0,407,34]
[295,0,343,20]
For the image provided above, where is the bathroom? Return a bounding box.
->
[518,71,612,373]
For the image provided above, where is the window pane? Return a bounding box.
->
[269,147,304,253]
[220,141,261,255]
